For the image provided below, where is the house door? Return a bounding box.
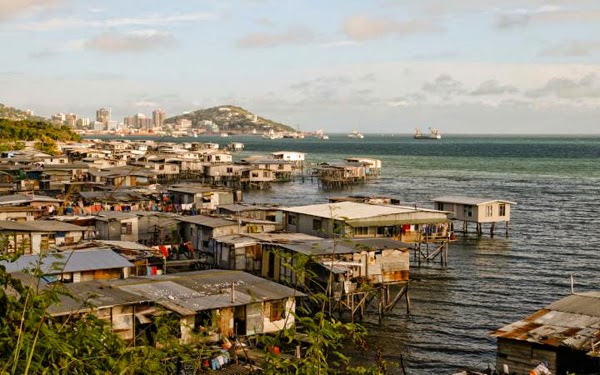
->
[234,306,246,336]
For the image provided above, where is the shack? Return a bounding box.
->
[282,201,452,266]
[260,236,413,321]
[0,248,134,282]
[432,196,516,236]
[491,292,600,375]
[0,220,87,254]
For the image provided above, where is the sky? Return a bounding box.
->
[1,0,599,134]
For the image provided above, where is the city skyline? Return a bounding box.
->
[1,1,599,134]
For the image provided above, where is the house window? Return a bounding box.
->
[263,171,269,177]
[499,204,506,216]
[195,311,213,331]
[278,164,284,170]
[287,214,297,225]
[269,300,284,321]
[464,205,473,217]
[354,227,369,235]
[121,222,132,234]
[251,172,259,178]
[436,202,443,210]
[312,219,322,231]
[486,205,493,217]
[226,167,233,174]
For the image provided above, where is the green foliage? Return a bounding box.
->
[0,140,25,152]
[0,253,199,374]
[0,119,80,144]
[165,105,296,133]
[257,247,389,374]
[34,137,60,156]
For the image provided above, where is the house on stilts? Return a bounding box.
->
[491,291,600,375]
[432,196,516,237]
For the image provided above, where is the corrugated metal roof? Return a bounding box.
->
[0,220,86,232]
[48,279,149,316]
[282,201,418,219]
[0,249,134,274]
[116,270,304,313]
[176,215,238,228]
[244,232,322,242]
[92,240,153,251]
[491,292,600,353]
[0,194,61,205]
[432,196,517,206]
[267,238,413,256]
[346,217,450,227]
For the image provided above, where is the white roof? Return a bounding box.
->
[432,196,517,206]
[282,201,422,220]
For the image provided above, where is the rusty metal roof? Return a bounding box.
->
[491,292,600,354]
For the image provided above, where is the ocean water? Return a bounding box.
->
[92,133,600,373]
[234,134,600,374]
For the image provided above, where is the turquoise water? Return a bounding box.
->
[89,134,600,373]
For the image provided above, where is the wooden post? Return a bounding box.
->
[490,222,495,238]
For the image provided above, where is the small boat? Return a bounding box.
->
[220,133,229,137]
[315,129,329,140]
[348,130,364,139]
[262,129,283,139]
[414,127,441,140]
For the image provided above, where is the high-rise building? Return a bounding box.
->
[152,109,165,129]
[76,117,90,128]
[51,113,66,124]
[123,116,134,128]
[96,107,111,124]
[65,113,77,127]
[133,113,147,130]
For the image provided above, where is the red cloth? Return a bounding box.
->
[159,245,169,258]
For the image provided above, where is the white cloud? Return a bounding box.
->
[19,12,215,31]
[84,30,175,53]
[133,100,159,108]
[494,5,600,29]
[471,80,518,95]
[422,74,465,96]
[342,15,443,41]
[526,73,600,98]
[236,26,315,48]
[319,40,359,48]
[540,40,600,57]
[0,0,60,21]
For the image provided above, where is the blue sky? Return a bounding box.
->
[1,0,599,134]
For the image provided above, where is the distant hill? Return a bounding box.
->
[0,103,41,121]
[165,105,296,134]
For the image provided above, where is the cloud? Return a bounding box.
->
[386,93,426,107]
[236,26,315,48]
[289,76,355,91]
[494,5,600,29]
[84,30,175,53]
[471,80,518,95]
[19,12,215,31]
[540,40,600,57]
[0,0,60,21]
[133,100,159,108]
[422,74,465,96]
[319,40,359,48]
[495,13,531,29]
[342,15,442,41]
[526,73,600,98]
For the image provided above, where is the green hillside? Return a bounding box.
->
[0,103,41,121]
[165,105,295,133]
